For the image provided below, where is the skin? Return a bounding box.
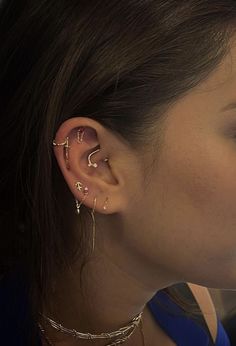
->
[43,39,236,345]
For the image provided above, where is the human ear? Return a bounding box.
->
[52,116,134,214]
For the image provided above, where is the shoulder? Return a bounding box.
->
[186,282,218,343]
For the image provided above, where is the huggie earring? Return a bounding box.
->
[88,149,100,168]
[77,127,85,144]
[103,197,109,210]
[52,136,70,169]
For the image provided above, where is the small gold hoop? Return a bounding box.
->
[52,139,67,146]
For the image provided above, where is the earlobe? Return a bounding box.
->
[52,118,129,216]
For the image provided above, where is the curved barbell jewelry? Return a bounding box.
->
[88,148,100,168]
[53,134,109,169]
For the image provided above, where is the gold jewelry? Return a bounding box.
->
[77,127,85,143]
[88,148,100,168]
[52,136,70,169]
[91,196,96,252]
[52,130,109,169]
[103,197,109,210]
[74,181,96,254]
[74,182,89,215]
[87,148,109,167]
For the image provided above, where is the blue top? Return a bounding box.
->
[147,289,231,346]
[0,269,231,345]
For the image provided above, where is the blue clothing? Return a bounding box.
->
[0,269,231,345]
[147,289,231,346]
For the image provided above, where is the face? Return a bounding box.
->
[121,39,236,290]
[54,38,236,294]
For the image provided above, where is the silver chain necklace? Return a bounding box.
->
[38,312,146,346]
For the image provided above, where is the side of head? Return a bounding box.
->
[1,1,236,340]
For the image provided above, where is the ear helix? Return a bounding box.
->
[52,127,110,212]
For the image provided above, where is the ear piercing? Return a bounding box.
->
[52,127,109,169]
[77,127,85,143]
[52,136,70,169]
[103,197,109,210]
[75,181,109,213]
[88,149,100,168]
[53,127,110,214]
[74,182,89,215]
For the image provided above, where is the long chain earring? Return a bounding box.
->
[90,197,97,253]
[74,181,97,254]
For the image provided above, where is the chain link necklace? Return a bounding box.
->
[38,316,146,346]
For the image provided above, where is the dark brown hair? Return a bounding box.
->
[1,0,236,343]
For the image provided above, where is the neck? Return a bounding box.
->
[39,216,176,345]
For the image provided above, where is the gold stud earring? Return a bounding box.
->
[103,197,109,210]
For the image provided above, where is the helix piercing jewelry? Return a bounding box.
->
[52,136,70,169]
[88,148,100,168]
[77,127,85,144]
[52,138,67,146]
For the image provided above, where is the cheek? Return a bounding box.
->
[148,129,236,282]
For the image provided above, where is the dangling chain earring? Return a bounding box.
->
[90,196,97,252]
[74,181,96,253]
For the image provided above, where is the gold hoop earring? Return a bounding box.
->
[52,136,70,169]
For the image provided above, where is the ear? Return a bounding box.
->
[52,117,140,214]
